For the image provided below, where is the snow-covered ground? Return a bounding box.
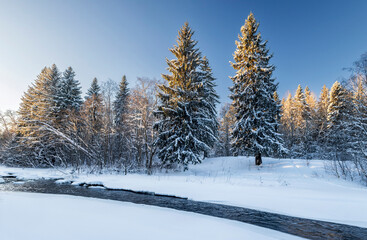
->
[1,157,367,228]
[0,192,302,240]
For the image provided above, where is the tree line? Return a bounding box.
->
[0,21,221,173]
[1,65,163,173]
[215,53,367,183]
[0,13,366,182]
[280,65,367,182]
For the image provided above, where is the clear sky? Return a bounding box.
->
[1,0,367,111]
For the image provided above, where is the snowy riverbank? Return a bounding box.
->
[1,157,367,228]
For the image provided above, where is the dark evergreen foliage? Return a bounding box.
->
[113,75,129,129]
[154,22,218,169]
[229,13,285,163]
[59,67,83,111]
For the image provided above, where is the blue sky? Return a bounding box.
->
[0,0,367,111]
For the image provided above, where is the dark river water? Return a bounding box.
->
[0,176,366,240]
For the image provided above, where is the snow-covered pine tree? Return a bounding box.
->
[86,77,101,100]
[317,85,330,129]
[305,87,316,110]
[154,22,217,169]
[229,13,285,165]
[290,85,310,157]
[10,84,39,166]
[326,81,357,161]
[199,56,219,156]
[60,67,83,112]
[293,85,308,130]
[81,78,104,166]
[11,65,63,166]
[84,78,104,133]
[48,64,64,126]
[112,75,130,171]
[316,85,330,156]
[280,93,296,155]
[113,75,129,130]
[304,86,318,158]
[56,67,84,166]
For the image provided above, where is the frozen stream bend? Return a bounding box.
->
[0,176,366,240]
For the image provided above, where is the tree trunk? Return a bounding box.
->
[255,152,262,166]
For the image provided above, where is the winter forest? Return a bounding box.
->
[0,12,366,185]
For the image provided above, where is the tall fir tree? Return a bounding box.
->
[82,78,104,146]
[280,93,296,152]
[304,86,318,158]
[113,75,130,168]
[304,87,316,110]
[200,56,219,110]
[326,81,357,160]
[13,65,63,166]
[316,85,330,155]
[78,78,105,167]
[199,56,220,156]
[59,67,83,112]
[154,22,217,169]
[229,13,285,165]
[57,67,84,166]
[113,75,129,129]
[293,85,309,131]
[292,85,309,157]
[86,77,101,100]
[48,64,63,126]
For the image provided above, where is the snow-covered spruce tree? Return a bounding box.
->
[304,87,317,114]
[292,85,310,157]
[112,75,131,172]
[81,78,104,167]
[315,85,330,157]
[304,86,318,158]
[293,85,308,130]
[229,13,285,165]
[59,67,83,112]
[40,64,63,127]
[10,65,63,166]
[84,77,104,135]
[46,64,64,128]
[326,81,357,161]
[199,56,219,157]
[280,93,295,155]
[281,85,320,159]
[113,75,129,132]
[86,77,101,100]
[154,22,217,170]
[5,84,38,166]
[57,67,85,167]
